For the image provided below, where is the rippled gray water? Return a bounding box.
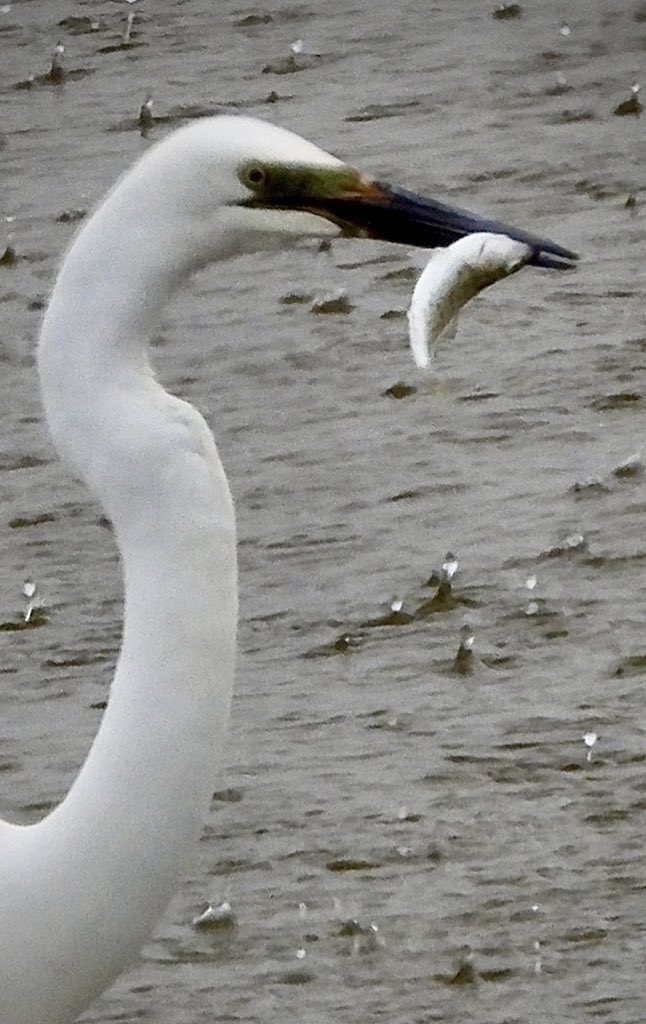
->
[2,1,646,1021]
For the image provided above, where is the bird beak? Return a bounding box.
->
[242,162,577,269]
[312,176,577,270]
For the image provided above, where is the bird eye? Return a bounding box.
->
[242,165,267,189]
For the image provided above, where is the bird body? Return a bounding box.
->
[0,116,575,1023]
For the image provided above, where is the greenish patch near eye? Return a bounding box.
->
[238,161,360,204]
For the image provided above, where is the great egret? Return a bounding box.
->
[0,115,576,1024]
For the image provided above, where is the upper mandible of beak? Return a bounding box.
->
[317,173,578,270]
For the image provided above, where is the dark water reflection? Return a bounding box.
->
[2,1,646,1021]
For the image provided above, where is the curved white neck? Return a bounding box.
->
[1,179,237,1024]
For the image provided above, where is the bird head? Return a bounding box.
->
[131,116,576,270]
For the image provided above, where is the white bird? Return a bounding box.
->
[0,115,576,1024]
[407,232,531,369]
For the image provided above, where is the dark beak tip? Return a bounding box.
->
[532,248,579,271]
[361,183,579,273]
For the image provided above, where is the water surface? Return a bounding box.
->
[2,1,645,1021]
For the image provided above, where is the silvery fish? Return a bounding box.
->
[407,232,532,369]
